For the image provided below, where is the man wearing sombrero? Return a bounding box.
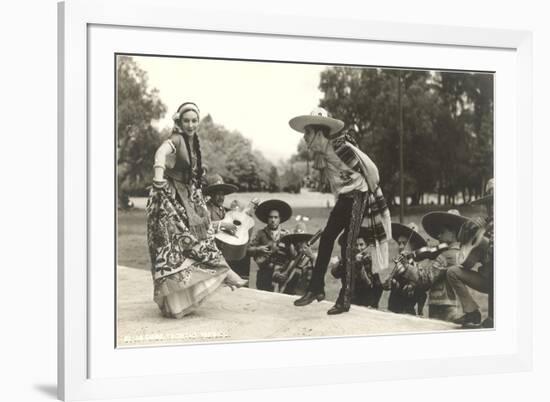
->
[331,227,384,309]
[387,222,429,316]
[446,178,494,328]
[204,174,255,281]
[274,218,317,295]
[204,174,239,235]
[421,209,474,322]
[289,107,391,314]
[248,199,292,292]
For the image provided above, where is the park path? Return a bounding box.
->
[117,265,457,347]
[130,189,336,210]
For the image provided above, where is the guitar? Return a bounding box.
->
[457,218,490,269]
[215,198,259,261]
[274,229,323,293]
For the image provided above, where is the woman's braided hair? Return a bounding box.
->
[173,102,205,188]
[192,133,205,188]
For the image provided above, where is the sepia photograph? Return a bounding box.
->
[115,54,494,348]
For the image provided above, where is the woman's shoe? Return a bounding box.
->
[293,291,325,306]
[224,277,248,290]
[224,270,248,290]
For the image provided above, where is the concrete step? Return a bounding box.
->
[117,265,457,347]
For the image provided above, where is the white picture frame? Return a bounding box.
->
[58,0,533,400]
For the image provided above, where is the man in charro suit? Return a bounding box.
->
[288,107,391,315]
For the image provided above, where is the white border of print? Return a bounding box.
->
[58,0,533,400]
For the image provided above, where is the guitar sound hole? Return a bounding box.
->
[233,220,241,226]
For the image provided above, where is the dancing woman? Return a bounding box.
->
[146,101,245,318]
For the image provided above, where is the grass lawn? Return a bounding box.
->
[118,193,488,315]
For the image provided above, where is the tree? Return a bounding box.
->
[268,166,281,192]
[117,56,166,200]
[317,67,441,201]
[286,66,494,204]
[279,165,302,193]
[198,115,277,192]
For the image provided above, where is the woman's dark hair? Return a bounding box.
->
[174,102,200,129]
[179,131,205,189]
[172,102,203,187]
[176,101,199,114]
[192,133,205,187]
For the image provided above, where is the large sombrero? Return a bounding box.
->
[421,209,473,240]
[203,174,238,196]
[391,222,427,249]
[289,107,345,136]
[255,199,292,224]
[470,178,494,205]
[337,226,370,247]
[280,220,314,245]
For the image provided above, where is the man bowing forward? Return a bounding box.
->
[289,108,391,315]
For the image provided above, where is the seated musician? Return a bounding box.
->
[247,200,292,292]
[204,174,252,282]
[448,178,494,328]
[331,227,384,309]
[420,209,477,322]
[386,222,429,316]
[204,174,238,234]
[273,219,317,296]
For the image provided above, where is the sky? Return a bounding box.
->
[132,55,327,164]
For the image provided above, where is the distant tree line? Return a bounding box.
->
[291,67,494,205]
[196,115,282,192]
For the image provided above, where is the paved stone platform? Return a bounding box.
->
[117,266,457,347]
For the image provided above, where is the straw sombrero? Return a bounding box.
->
[255,199,292,224]
[470,178,494,205]
[280,221,314,245]
[289,107,345,136]
[421,209,473,240]
[203,174,238,196]
[391,222,427,249]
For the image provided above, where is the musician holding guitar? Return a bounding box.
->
[421,209,479,323]
[248,200,292,292]
[274,220,322,296]
[447,178,494,328]
[204,174,258,282]
[204,174,239,235]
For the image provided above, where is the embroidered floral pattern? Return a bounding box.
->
[146,181,227,282]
